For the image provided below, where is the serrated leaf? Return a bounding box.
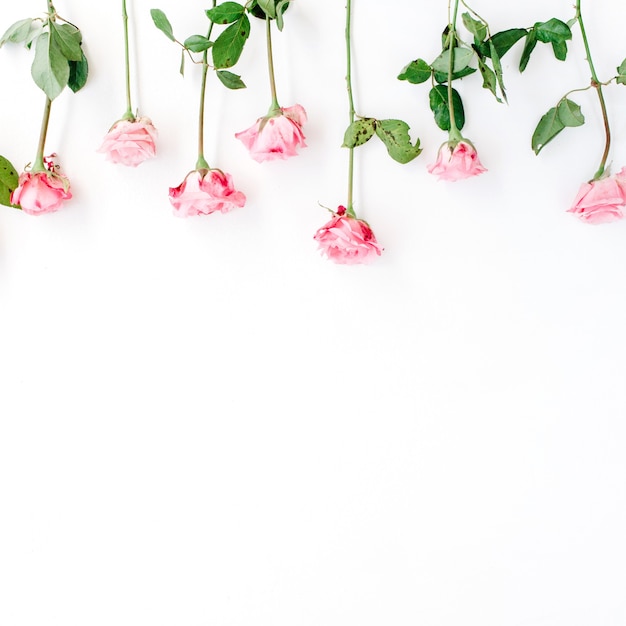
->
[216,69,246,89]
[478,57,500,102]
[519,29,537,72]
[431,47,474,74]
[342,118,376,148]
[484,28,527,58]
[31,32,69,100]
[557,98,584,127]
[49,22,82,62]
[0,155,19,208]
[534,18,571,45]
[532,105,565,154]
[462,13,487,42]
[617,59,626,85]
[375,119,422,164]
[256,0,276,19]
[0,18,34,47]
[67,48,88,92]
[489,39,507,103]
[184,35,213,52]
[211,14,250,69]
[206,2,245,24]
[397,59,431,84]
[150,9,175,41]
[429,84,464,132]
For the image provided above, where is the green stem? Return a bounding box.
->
[122,0,134,119]
[345,0,355,216]
[446,0,463,142]
[266,16,280,114]
[576,0,610,180]
[33,97,52,173]
[196,2,216,171]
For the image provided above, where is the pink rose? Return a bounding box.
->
[314,206,382,265]
[169,169,246,217]
[10,170,72,215]
[98,117,157,167]
[428,140,487,182]
[235,104,307,162]
[567,168,626,224]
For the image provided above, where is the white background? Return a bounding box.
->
[1,0,626,625]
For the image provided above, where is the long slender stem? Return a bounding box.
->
[576,0,611,180]
[266,17,280,114]
[196,2,216,170]
[122,0,134,119]
[33,97,52,173]
[345,0,355,215]
[446,0,463,142]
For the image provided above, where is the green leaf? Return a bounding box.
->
[31,32,70,100]
[342,118,376,148]
[551,39,567,61]
[433,66,476,83]
[397,59,431,84]
[489,39,506,103]
[0,18,34,47]
[179,48,185,76]
[519,29,537,72]
[150,9,175,41]
[211,14,250,69]
[49,22,83,62]
[275,0,290,30]
[374,119,422,164]
[216,69,246,89]
[486,28,527,58]
[429,84,464,132]
[68,48,88,92]
[617,58,626,85]
[462,12,487,42]
[0,155,19,208]
[534,18,572,45]
[206,2,245,24]
[478,57,499,102]
[557,98,584,127]
[431,47,474,74]
[184,35,213,52]
[256,0,276,19]
[532,105,565,154]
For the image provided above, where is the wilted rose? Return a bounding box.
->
[235,104,307,162]
[567,167,626,224]
[428,140,487,182]
[11,170,72,215]
[169,169,246,217]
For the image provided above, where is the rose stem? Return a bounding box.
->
[345,0,357,218]
[122,0,134,120]
[576,0,611,180]
[265,16,281,115]
[446,0,463,143]
[196,0,217,171]
[32,96,52,173]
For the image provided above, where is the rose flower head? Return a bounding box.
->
[314,206,382,265]
[11,155,72,215]
[98,116,158,167]
[235,104,307,163]
[169,168,246,217]
[428,139,487,182]
[567,167,626,225]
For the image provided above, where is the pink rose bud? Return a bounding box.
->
[567,167,626,224]
[168,169,246,217]
[97,117,158,167]
[314,207,383,265]
[428,140,487,182]
[235,104,307,163]
[11,170,72,215]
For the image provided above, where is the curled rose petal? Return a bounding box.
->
[235,104,307,163]
[428,140,487,182]
[98,117,158,167]
[314,207,382,265]
[567,168,626,224]
[11,170,72,215]
[169,169,246,217]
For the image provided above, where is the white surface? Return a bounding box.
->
[1,1,626,625]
